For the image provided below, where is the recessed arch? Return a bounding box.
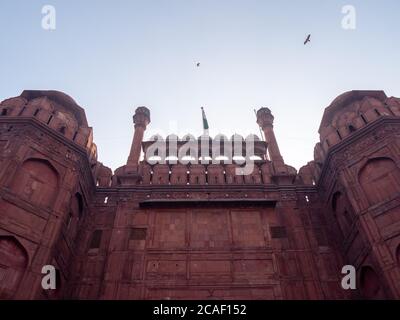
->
[11,158,59,208]
[332,191,341,211]
[71,192,84,218]
[332,191,354,237]
[67,192,84,236]
[359,266,381,299]
[0,236,29,299]
[359,157,400,205]
[396,244,400,265]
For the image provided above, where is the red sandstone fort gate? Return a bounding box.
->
[0,90,400,299]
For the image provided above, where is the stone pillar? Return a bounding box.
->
[127,107,150,166]
[256,107,286,173]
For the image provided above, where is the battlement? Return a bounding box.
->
[112,161,297,187]
[142,134,267,164]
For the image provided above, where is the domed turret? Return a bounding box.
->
[318,90,397,152]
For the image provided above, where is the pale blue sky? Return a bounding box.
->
[1,0,399,170]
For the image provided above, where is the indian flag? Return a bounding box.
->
[201,107,209,136]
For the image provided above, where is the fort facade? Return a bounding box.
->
[0,90,400,299]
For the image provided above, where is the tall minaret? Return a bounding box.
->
[256,107,286,174]
[127,106,150,167]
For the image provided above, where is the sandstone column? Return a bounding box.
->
[256,107,286,173]
[127,106,150,166]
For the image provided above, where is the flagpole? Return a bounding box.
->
[201,107,210,136]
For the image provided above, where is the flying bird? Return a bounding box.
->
[304,34,311,45]
[196,62,200,67]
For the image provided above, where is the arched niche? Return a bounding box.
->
[71,192,84,218]
[66,192,84,236]
[0,236,29,299]
[332,191,353,237]
[359,266,381,299]
[358,157,400,205]
[11,158,59,208]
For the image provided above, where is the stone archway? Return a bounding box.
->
[359,157,400,205]
[10,158,59,208]
[359,266,381,299]
[0,236,28,299]
[332,191,354,237]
